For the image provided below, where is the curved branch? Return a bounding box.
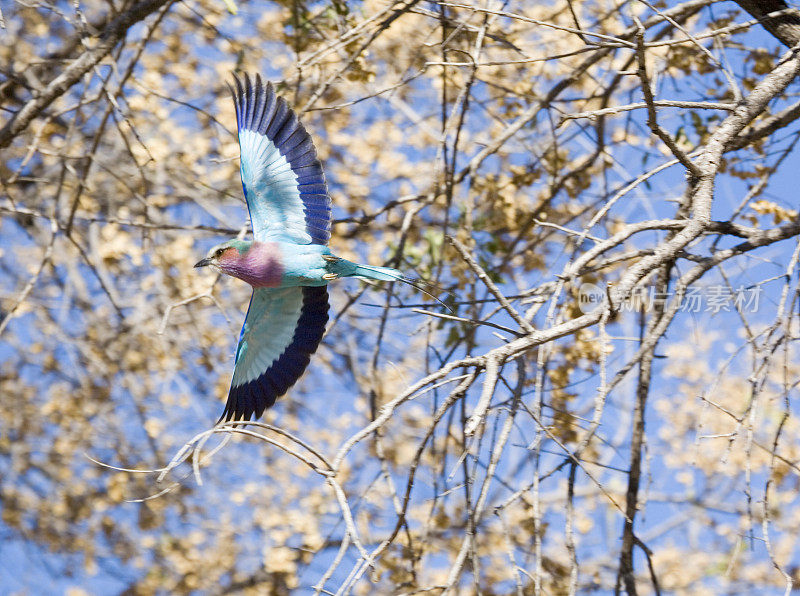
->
[0,0,174,149]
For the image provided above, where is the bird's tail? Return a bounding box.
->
[352,263,449,310]
[352,263,403,281]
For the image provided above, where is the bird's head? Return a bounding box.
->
[194,239,251,271]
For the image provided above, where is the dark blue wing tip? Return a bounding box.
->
[217,287,330,423]
[219,379,278,423]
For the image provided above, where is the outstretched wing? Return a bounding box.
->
[220,286,329,422]
[231,73,331,245]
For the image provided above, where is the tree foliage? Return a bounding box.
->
[2,0,800,593]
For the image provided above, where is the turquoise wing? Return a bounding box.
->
[220,286,329,422]
[232,73,331,245]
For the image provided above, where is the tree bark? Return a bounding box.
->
[735,0,800,47]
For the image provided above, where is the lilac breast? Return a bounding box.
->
[225,242,284,288]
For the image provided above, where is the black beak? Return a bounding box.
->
[194,257,212,268]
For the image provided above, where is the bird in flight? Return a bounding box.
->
[195,73,413,423]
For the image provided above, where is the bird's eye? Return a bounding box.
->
[215,248,225,257]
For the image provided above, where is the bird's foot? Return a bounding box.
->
[322,254,339,262]
[322,273,338,281]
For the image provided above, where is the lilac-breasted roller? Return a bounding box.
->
[194,73,408,422]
